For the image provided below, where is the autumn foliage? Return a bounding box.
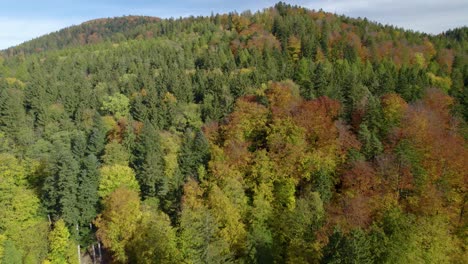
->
[184,80,467,262]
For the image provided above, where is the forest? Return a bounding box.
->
[0,2,467,263]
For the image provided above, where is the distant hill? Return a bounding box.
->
[2,16,161,56]
[4,5,466,58]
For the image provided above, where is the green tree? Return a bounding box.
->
[132,121,165,198]
[358,124,383,160]
[0,88,32,145]
[0,234,4,261]
[313,62,331,97]
[322,228,374,264]
[101,93,130,118]
[43,139,80,227]
[1,240,22,264]
[102,140,130,166]
[178,129,210,181]
[296,58,313,99]
[87,113,106,157]
[98,164,139,198]
[77,154,99,227]
[370,209,461,263]
[275,192,324,263]
[248,181,274,263]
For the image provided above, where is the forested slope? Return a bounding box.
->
[0,2,467,263]
[3,16,161,56]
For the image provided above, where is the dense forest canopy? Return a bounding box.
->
[0,2,467,263]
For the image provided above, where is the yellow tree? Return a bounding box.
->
[95,187,141,263]
[179,178,216,263]
[127,204,181,264]
[0,154,49,263]
[287,36,302,62]
[47,219,78,264]
[98,164,140,198]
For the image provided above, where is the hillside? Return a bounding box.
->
[2,15,161,56]
[0,2,466,263]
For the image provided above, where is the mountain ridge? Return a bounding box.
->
[3,5,465,57]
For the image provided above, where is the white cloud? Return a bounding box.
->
[303,0,468,34]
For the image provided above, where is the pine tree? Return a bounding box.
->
[77,154,99,226]
[178,129,210,181]
[87,113,106,157]
[43,139,80,227]
[0,88,31,145]
[295,58,313,99]
[322,228,374,264]
[320,20,330,57]
[71,132,87,160]
[313,62,329,97]
[132,121,165,198]
[358,124,383,160]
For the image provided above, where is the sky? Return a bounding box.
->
[0,0,467,49]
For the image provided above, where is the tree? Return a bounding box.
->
[0,88,32,145]
[381,93,408,128]
[95,187,141,263]
[47,219,77,264]
[320,20,330,56]
[0,234,4,261]
[127,203,181,264]
[0,153,49,263]
[98,164,139,198]
[207,184,248,261]
[287,36,302,62]
[179,178,217,263]
[1,239,22,264]
[322,228,374,264]
[313,62,332,98]
[132,121,165,198]
[87,113,106,157]
[102,140,130,166]
[42,139,80,227]
[178,129,210,181]
[101,93,130,119]
[296,58,313,99]
[358,124,383,160]
[77,154,99,227]
[248,179,275,263]
[370,209,462,263]
[282,192,324,264]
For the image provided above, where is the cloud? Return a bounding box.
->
[302,0,468,33]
